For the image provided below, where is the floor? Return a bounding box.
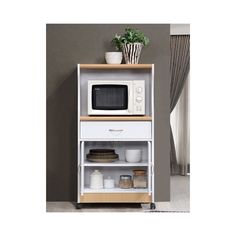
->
[46,175,190,212]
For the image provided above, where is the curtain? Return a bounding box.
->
[171,74,190,175]
[170,35,190,175]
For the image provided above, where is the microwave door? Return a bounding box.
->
[89,84,132,115]
[92,84,127,109]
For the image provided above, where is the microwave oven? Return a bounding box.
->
[87,80,145,115]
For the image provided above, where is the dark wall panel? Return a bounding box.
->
[46,24,170,201]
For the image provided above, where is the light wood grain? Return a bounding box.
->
[79,64,152,69]
[80,116,152,121]
[80,193,151,203]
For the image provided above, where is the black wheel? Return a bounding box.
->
[150,203,156,210]
[75,203,82,209]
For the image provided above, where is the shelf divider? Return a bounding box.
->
[83,160,149,167]
[80,116,152,121]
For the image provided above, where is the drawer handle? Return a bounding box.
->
[108,129,124,132]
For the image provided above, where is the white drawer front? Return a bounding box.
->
[80,121,151,139]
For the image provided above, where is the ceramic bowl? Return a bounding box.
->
[125,150,142,163]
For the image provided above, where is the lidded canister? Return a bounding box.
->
[119,175,133,189]
[90,170,103,189]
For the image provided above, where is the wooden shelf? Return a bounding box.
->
[80,116,152,121]
[83,187,148,193]
[79,64,152,69]
[80,193,151,203]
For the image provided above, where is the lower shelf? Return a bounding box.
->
[80,193,151,203]
[83,187,148,193]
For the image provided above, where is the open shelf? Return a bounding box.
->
[83,187,148,193]
[83,160,148,167]
[80,64,152,69]
[80,116,152,121]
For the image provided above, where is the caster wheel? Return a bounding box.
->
[150,203,156,210]
[75,203,82,209]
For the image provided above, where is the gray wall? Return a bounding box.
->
[46,24,170,201]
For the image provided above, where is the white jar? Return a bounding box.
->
[104,176,115,189]
[90,170,103,189]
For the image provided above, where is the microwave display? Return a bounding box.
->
[92,85,128,110]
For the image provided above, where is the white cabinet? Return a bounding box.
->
[80,121,151,140]
[77,64,155,209]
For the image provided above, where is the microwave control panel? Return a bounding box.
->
[133,80,145,115]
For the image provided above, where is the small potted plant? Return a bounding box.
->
[112,27,150,64]
[105,37,123,64]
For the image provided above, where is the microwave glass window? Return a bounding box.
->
[92,85,128,110]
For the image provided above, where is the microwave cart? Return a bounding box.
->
[76,64,156,209]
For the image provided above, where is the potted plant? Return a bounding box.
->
[105,35,123,64]
[111,27,150,64]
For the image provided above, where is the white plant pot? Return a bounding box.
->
[105,52,123,64]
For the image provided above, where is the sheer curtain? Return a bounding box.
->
[171,73,190,175]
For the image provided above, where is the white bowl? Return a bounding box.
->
[125,150,142,163]
[105,52,122,64]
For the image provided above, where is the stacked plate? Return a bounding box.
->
[87,149,119,163]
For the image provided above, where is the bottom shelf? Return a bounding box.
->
[83,187,148,193]
[80,193,151,203]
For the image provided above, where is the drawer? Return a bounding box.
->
[80,121,151,139]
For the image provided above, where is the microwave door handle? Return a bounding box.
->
[128,83,133,114]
